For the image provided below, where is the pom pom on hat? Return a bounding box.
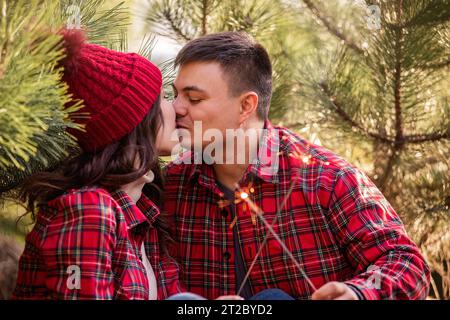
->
[58,28,86,75]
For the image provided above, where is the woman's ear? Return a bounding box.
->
[239,92,259,125]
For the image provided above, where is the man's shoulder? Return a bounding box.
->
[275,126,358,175]
[275,126,378,203]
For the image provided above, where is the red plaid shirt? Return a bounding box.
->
[13,187,181,300]
[163,122,430,300]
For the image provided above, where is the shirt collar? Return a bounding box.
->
[187,120,280,187]
[111,190,160,231]
[247,120,280,183]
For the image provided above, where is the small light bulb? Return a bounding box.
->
[240,192,249,199]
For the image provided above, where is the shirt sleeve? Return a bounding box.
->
[41,190,118,299]
[326,167,430,300]
[157,252,187,298]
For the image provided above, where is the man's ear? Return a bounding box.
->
[239,91,259,125]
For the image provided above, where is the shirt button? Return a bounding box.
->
[223,252,231,260]
[221,209,228,218]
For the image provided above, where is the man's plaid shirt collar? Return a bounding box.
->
[185,121,287,188]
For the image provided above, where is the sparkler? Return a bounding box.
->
[216,140,324,296]
[234,176,318,296]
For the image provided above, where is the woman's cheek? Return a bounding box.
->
[157,99,178,155]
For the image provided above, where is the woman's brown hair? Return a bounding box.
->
[19,96,173,251]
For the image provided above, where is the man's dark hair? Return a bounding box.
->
[175,32,273,120]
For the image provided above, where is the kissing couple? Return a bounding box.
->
[13,29,430,300]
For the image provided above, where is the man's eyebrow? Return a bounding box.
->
[172,83,207,93]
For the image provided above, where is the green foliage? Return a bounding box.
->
[58,0,129,49]
[144,0,297,120]
[0,0,130,193]
[0,0,448,299]
[290,0,450,298]
[144,0,450,298]
[0,0,82,192]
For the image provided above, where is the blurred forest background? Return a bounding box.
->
[0,0,449,299]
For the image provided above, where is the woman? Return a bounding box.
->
[12,29,180,299]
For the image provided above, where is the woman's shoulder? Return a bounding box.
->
[48,186,111,203]
[45,186,119,218]
[29,187,121,244]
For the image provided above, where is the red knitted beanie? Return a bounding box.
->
[59,29,162,152]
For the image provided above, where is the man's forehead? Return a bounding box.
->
[173,61,227,90]
[179,60,222,71]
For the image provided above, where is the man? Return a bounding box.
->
[162,32,430,300]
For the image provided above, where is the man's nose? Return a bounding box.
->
[172,97,187,117]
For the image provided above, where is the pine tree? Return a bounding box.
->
[144,0,298,119]
[1,0,447,299]
[0,0,79,194]
[290,0,450,299]
[0,0,130,195]
[143,0,449,298]
[0,0,170,227]
[0,0,134,299]
[0,0,131,238]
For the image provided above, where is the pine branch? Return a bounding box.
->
[301,0,363,55]
[0,0,131,195]
[376,147,398,189]
[400,0,450,28]
[201,0,208,35]
[283,121,309,129]
[58,0,130,49]
[319,82,392,144]
[404,132,450,143]
[137,34,157,60]
[145,0,194,42]
[393,1,405,148]
[426,59,450,69]
[378,1,406,189]
[162,9,192,41]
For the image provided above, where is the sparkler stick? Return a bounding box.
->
[236,178,298,296]
[235,177,318,296]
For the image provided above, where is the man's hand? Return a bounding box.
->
[311,282,359,300]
